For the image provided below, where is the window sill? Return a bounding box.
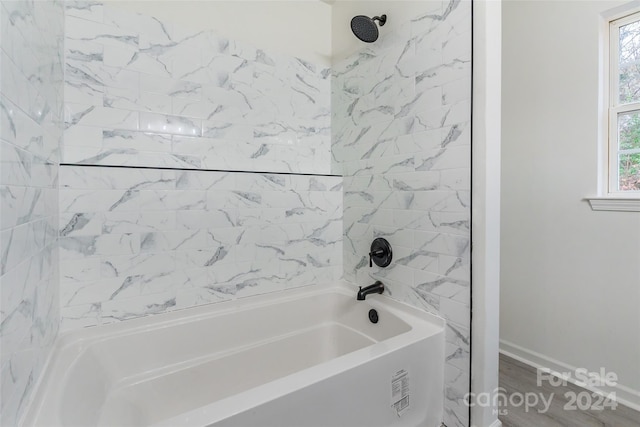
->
[586,197,640,212]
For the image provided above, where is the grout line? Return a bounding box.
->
[60,163,343,178]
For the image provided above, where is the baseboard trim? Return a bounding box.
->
[500,339,640,412]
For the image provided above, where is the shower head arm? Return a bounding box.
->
[372,15,387,26]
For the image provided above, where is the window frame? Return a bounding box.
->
[608,11,640,195]
[587,7,640,211]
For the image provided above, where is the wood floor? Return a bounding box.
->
[498,354,640,427]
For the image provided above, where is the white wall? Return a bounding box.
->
[108,1,332,66]
[501,0,640,409]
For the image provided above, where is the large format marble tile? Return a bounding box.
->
[333,1,472,424]
[0,0,64,424]
[62,1,331,175]
[58,165,343,330]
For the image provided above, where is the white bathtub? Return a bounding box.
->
[22,283,445,427]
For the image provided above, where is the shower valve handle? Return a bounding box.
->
[368,238,392,268]
[369,249,385,267]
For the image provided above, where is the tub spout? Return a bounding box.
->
[357,281,385,300]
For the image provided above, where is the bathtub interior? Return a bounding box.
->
[95,323,375,426]
[25,287,442,427]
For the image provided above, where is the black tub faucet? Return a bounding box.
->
[357,281,385,300]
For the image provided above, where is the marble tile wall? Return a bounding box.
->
[0,0,65,424]
[63,1,331,174]
[59,166,342,330]
[57,2,342,330]
[332,1,471,426]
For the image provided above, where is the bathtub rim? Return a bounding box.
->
[36,280,445,354]
[21,280,445,426]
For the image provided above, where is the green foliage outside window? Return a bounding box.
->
[618,21,640,190]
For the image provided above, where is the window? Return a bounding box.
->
[609,12,640,193]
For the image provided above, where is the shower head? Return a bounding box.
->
[350,14,387,43]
